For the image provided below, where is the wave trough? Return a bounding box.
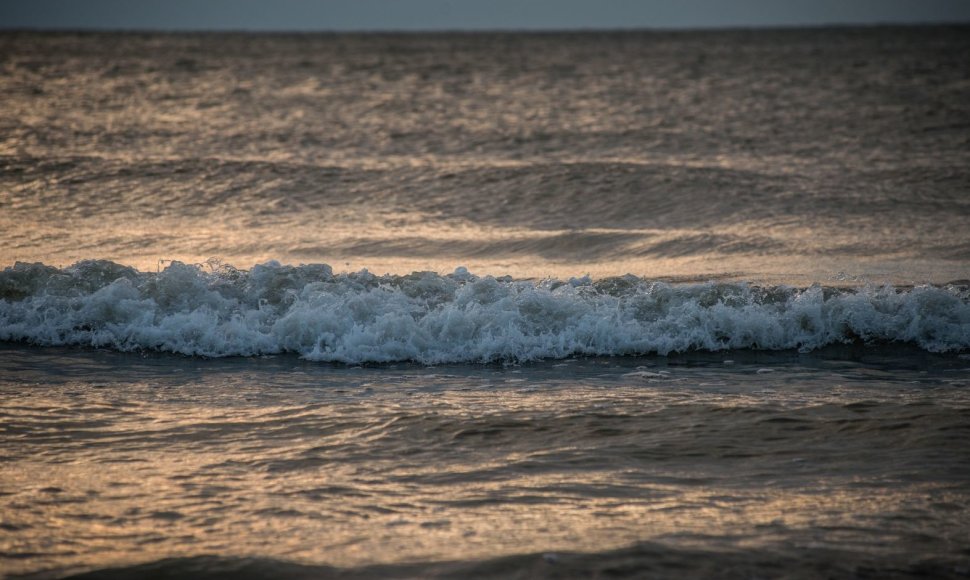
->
[1,260,968,363]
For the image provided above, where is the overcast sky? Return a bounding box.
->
[2,0,969,31]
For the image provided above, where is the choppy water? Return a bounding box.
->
[2,345,970,579]
[2,27,969,283]
[1,27,970,579]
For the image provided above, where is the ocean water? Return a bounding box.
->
[1,27,969,579]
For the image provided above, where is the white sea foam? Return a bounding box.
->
[1,260,968,363]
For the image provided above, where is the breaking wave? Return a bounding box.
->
[1,260,968,363]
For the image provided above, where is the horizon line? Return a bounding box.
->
[4,20,969,35]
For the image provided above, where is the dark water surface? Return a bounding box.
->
[2,27,969,282]
[1,345,969,578]
[2,27,970,579]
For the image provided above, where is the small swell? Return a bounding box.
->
[1,260,968,364]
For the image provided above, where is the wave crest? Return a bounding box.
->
[1,260,968,363]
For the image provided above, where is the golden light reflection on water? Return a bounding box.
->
[2,384,968,576]
[5,28,970,288]
[2,143,963,285]
[3,28,970,578]
[0,202,961,286]
[3,458,965,576]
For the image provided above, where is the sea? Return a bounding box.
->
[1,26,969,579]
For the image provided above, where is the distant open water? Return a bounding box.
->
[1,27,969,579]
[2,26,969,283]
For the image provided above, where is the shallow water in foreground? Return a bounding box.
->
[1,344,968,578]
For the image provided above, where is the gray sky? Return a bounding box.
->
[2,0,969,31]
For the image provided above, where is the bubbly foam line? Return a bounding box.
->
[1,260,968,363]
